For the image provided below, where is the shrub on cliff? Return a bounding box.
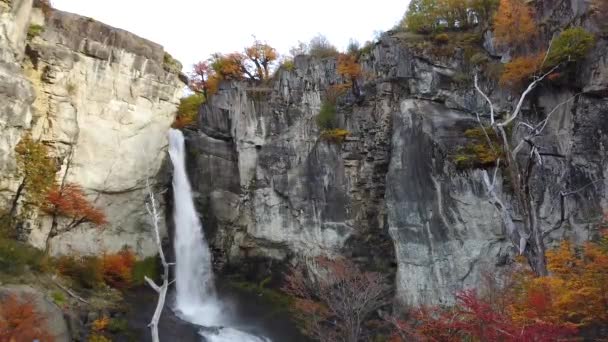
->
[172,94,204,129]
[308,35,339,59]
[316,100,338,130]
[15,136,57,207]
[545,27,595,68]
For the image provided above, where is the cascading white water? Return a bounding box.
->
[168,129,270,342]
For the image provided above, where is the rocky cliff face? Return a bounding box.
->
[187,0,608,304]
[0,2,185,256]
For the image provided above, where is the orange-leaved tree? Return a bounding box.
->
[0,294,55,342]
[509,234,608,329]
[44,183,106,248]
[499,51,545,89]
[390,289,577,342]
[493,0,536,47]
[337,54,362,96]
[244,40,278,81]
[101,248,136,289]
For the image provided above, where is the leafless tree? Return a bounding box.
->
[283,257,391,342]
[472,44,579,276]
[144,179,171,342]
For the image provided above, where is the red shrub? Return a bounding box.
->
[44,183,107,227]
[0,294,55,342]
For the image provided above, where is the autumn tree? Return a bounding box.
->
[390,289,577,341]
[499,52,545,88]
[43,183,106,249]
[0,294,55,342]
[14,136,57,208]
[510,235,608,330]
[283,258,390,342]
[492,0,536,46]
[337,54,362,96]
[244,40,278,80]
[188,61,211,96]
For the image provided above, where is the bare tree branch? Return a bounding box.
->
[145,178,169,342]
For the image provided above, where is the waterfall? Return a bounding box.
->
[168,129,270,342]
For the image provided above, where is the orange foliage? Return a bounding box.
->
[91,316,109,332]
[171,115,195,129]
[493,0,536,47]
[499,52,544,89]
[101,249,136,289]
[510,237,608,327]
[244,41,278,80]
[337,54,361,81]
[44,183,107,227]
[210,53,245,81]
[0,294,55,342]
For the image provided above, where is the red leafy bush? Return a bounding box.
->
[0,294,55,342]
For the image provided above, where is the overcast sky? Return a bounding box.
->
[51,0,408,73]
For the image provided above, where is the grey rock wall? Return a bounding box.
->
[188,0,608,305]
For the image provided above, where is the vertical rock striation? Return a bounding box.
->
[188,0,608,305]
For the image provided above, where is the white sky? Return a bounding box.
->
[51,0,409,73]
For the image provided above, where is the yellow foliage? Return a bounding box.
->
[92,316,109,332]
[337,54,361,81]
[320,129,351,143]
[14,135,57,206]
[509,237,608,327]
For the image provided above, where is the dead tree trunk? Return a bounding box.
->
[144,179,170,342]
[472,53,574,275]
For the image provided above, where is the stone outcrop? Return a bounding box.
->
[0,2,185,256]
[0,0,35,218]
[187,0,608,305]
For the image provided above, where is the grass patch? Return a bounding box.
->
[27,24,44,40]
[131,256,158,286]
[227,277,293,313]
[51,290,67,306]
[0,237,49,275]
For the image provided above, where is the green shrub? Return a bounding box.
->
[280,59,295,71]
[315,100,337,130]
[0,238,48,275]
[108,318,129,333]
[131,256,158,286]
[546,27,595,68]
[163,52,183,74]
[27,24,44,40]
[51,291,66,306]
[173,94,205,129]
